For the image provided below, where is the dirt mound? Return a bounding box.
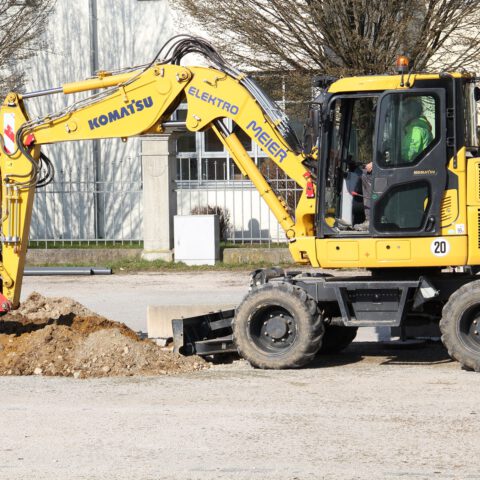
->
[0,292,207,378]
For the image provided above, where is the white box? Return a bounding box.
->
[174,215,220,265]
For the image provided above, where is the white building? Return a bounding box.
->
[22,0,297,247]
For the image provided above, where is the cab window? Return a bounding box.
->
[374,181,430,231]
[324,95,377,228]
[373,92,440,233]
[378,94,438,168]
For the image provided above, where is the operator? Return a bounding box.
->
[354,96,433,231]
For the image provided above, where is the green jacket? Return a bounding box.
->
[401,116,433,163]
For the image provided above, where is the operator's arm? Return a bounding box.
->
[402,126,423,162]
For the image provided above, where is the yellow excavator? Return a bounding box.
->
[2,37,480,370]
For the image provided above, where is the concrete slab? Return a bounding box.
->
[147,303,236,338]
[223,247,292,264]
[26,248,141,265]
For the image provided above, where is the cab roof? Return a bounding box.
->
[328,72,471,94]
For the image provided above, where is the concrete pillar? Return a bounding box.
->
[141,134,177,261]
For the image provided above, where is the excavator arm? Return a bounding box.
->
[0,41,317,308]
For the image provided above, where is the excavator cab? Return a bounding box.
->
[318,82,449,240]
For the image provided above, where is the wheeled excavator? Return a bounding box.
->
[2,37,480,371]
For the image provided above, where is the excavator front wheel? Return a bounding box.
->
[233,282,324,369]
[441,280,480,371]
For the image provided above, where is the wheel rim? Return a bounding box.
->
[457,304,480,353]
[247,305,297,354]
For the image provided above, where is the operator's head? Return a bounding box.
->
[400,97,423,124]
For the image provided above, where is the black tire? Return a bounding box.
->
[440,280,480,371]
[318,325,358,354]
[233,282,324,369]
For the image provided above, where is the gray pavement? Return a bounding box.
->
[21,271,251,333]
[1,350,478,480]
[2,271,477,480]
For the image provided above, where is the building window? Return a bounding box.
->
[202,158,227,180]
[204,129,224,152]
[174,104,261,183]
[176,132,196,153]
[177,158,198,181]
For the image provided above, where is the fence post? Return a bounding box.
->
[141,134,178,261]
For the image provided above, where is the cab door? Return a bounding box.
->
[371,89,446,236]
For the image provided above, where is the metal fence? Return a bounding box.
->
[28,161,300,247]
[176,158,302,245]
[29,144,144,248]
[28,132,302,247]
[173,104,302,245]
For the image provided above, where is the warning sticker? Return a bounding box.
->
[3,113,15,154]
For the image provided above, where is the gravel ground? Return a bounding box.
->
[3,271,478,479]
[0,292,206,378]
[1,342,479,480]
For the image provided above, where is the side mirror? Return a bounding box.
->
[303,107,320,152]
[474,87,480,102]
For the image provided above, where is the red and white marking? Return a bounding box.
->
[3,113,15,154]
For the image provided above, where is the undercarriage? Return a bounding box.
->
[174,268,480,371]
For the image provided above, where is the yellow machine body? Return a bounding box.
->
[0,55,478,306]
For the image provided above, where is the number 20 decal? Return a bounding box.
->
[430,238,450,257]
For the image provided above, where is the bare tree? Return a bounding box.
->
[174,0,480,76]
[0,0,55,98]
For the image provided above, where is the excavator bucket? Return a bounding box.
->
[172,309,236,356]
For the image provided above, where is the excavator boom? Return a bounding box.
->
[0,38,316,307]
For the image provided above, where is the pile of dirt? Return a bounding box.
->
[0,292,207,378]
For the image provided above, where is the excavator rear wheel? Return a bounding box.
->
[440,280,480,371]
[233,282,324,369]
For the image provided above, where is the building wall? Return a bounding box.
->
[21,1,296,245]
[24,0,175,242]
